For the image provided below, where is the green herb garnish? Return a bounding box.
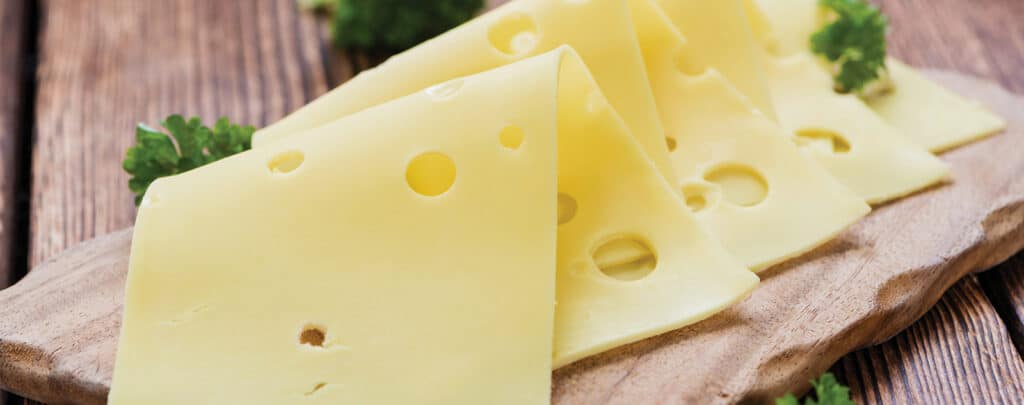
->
[811,0,889,93]
[301,0,484,51]
[123,115,254,205]
[776,373,855,405]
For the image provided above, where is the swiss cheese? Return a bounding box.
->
[110,49,759,404]
[763,54,950,203]
[253,0,676,185]
[866,59,1006,152]
[657,0,948,204]
[751,0,1006,152]
[551,50,757,366]
[110,51,562,405]
[629,0,869,271]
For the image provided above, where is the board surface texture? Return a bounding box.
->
[0,71,1022,404]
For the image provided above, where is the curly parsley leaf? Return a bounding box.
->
[123,115,254,205]
[810,0,888,93]
[776,373,855,405]
[319,0,484,51]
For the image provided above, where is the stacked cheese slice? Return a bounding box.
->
[110,0,1005,403]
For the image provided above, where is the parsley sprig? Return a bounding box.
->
[299,0,484,51]
[776,373,855,405]
[811,0,889,93]
[123,115,254,205]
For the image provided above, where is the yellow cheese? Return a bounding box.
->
[866,59,1006,152]
[552,50,757,366]
[253,0,676,185]
[657,0,948,204]
[764,54,950,203]
[629,0,869,271]
[110,49,758,403]
[654,0,777,119]
[750,0,821,57]
[752,0,1006,152]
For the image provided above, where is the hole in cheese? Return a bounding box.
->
[592,237,658,281]
[685,194,707,212]
[425,79,464,100]
[673,48,708,77]
[557,193,578,225]
[793,128,852,154]
[681,182,717,213]
[267,150,304,174]
[406,152,457,197]
[704,164,768,207]
[488,13,538,56]
[499,126,524,150]
[666,136,678,152]
[299,325,326,347]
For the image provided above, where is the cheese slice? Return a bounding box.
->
[865,59,1006,152]
[751,0,1006,152]
[253,0,676,185]
[653,0,777,119]
[110,51,561,405]
[551,49,757,367]
[764,54,950,203]
[629,0,868,271]
[110,49,758,403]
[656,0,948,204]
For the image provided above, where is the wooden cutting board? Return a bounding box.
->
[0,70,1022,405]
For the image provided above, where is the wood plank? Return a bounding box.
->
[880,0,1024,93]
[28,0,330,268]
[22,1,330,403]
[832,276,1024,404]
[827,1,1024,403]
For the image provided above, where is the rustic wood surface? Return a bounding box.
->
[1,70,1023,404]
[834,276,1024,404]
[829,0,1024,403]
[0,0,1023,404]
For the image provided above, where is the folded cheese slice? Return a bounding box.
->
[628,0,868,271]
[750,0,1005,152]
[653,0,777,119]
[254,0,676,185]
[110,49,758,403]
[657,0,948,204]
[550,49,757,367]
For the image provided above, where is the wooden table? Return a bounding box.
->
[0,0,1022,403]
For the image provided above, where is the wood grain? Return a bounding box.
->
[0,230,129,405]
[29,0,330,268]
[880,0,1024,94]
[825,1,1024,403]
[833,276,1024,404]
[0,70,1022,404]
[980,252,1024,356]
